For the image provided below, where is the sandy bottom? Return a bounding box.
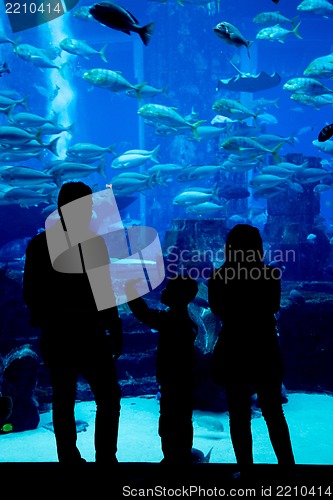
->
[0,392,332,464]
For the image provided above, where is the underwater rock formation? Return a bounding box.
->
[1,344,40,432]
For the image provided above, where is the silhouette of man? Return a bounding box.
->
[208,224,295,476]
[23,181,122,463]
[126,274,198,464]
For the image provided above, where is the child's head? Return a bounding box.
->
[161,274,198,308]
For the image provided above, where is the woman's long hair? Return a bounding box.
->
[224,224,264,266]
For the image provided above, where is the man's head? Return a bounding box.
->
[58,181,93,231]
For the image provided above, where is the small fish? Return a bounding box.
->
[318,123,333,142]
[89,2,155,46]
[289,289,305,304]
[0,62,10,77]
[256,22,302,43]
[60,38,108,62]
[253,12,298,25]
[73,6,95,22]
[214,21,252,58]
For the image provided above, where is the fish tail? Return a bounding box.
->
[35,129,44,146]
[273,98,279,108]
[139,22,155,46]
[20,94,29,111]
[107,144,116,155]
[147,174,157,189]
[162,84,169,96]
[293,21,302,39]
[46,137,60,156]
[246,40,254,59]
[287,134,296,146]
[271,141,284,163]
[291,15,299,27]
[66,122,76,135]
[191,119,206,141]
[100,44,108,63]
[150,144,160,163]
[98,158,107,178]
[6,104,16,119]
[134,82,147,102]
[58,61,69,79]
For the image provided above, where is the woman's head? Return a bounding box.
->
[224,224,264,265]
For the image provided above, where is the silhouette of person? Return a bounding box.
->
[125,274,198,464]
[208,224,295,475]
[23,181,122,464]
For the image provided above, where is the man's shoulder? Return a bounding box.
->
[26,230,47,252]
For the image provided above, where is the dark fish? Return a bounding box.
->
[89,2,155,46]
[272,0,279,4]
[213,21,252,58]
[318,123,333,142]
[0,62,10,77]
[218,185,250,200]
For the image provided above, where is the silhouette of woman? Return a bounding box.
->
[208,224,295,475]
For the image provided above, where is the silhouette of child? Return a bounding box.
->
[126,274,198,464]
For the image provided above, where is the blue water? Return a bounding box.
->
[0,0,332,256]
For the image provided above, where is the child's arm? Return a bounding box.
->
[125,283,165,331]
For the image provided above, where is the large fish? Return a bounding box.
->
[137,104,205,140]
[303,53,333,79]
[214,21,252,58]
[89,2,155,46]
[283,77,333,96]
[297,0,333,17]
[256,22,302,43]
[82,68,146,100]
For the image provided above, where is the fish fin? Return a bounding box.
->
[293,21,302,39]
[100,44,108,63]
[121,29,131,35]
[124,8,140,24]
[139,22,155,46]
[162,84,169,96]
